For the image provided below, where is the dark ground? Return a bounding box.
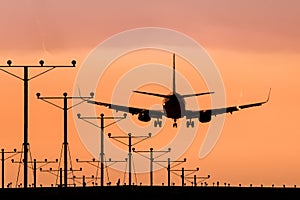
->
[0,186,299,200]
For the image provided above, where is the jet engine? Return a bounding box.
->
[199,110,212,123]
[138,110,151,122]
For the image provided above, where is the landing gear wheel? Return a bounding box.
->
[158,121,162,127]
[186,120,195,128]
[154,119,162,127]
[186,121,190,128]
[173,122,177,128]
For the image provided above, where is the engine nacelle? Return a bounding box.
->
[199,110,212,123]
[138,110,151,122]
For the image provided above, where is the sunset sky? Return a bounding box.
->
[0,0,299,188]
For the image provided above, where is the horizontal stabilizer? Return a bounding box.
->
[133,90,170,98]
[181,91,214,98]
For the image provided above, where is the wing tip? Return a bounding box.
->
[265,88,271,103]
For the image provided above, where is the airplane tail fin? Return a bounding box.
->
[173,53,176,94]
[172,53,214,98]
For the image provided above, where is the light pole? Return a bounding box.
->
[0,59,75,188]
[171,167,199,186]
[132,147,171,186]
[155,157,186,186]
[36,92,93,187]
[22,158,58,188]
[77,112,127,186]
[76,157,127,186]
[185,174,210,187]
[1,148,22,188]
[108,132,151,186]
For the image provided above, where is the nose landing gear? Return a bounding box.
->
[186,119,194,128]
[154,118,162,127]
[172,119,177,128]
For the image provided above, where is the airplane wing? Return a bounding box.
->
[185,88,271,119]
[86,100,164,119]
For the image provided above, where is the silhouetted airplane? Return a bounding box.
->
[87,53,271,128]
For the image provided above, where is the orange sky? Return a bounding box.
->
[0,0,299,188]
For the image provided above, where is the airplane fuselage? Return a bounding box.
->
[162,92,185,121]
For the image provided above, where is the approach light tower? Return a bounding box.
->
[132,147,171,186]
[77,112,127,186]
[0,59,76,188]
[36,91,94,187]
[108,132,152,186]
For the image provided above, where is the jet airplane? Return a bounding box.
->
[87,53,271,128]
